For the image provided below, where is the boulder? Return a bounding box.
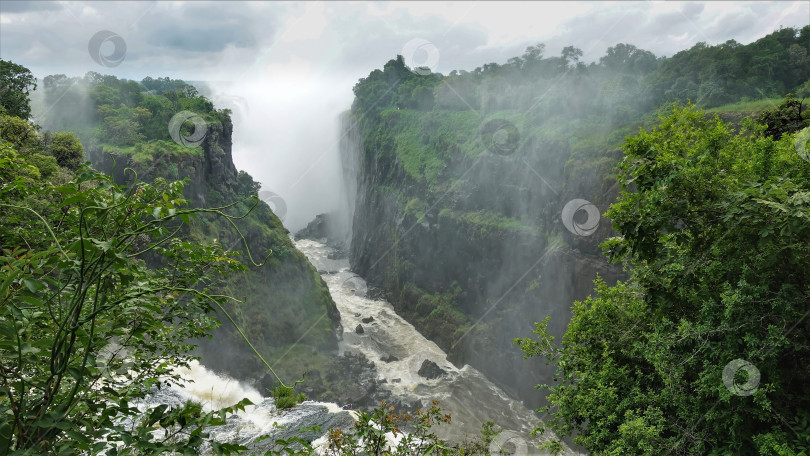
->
[417,360,446,380]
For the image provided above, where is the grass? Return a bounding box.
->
[440,209,534,232]
[381,109,482,184]
[101,139,203,164]
[706,97,782,114]
[404,197,428,222]
[271,385,306,409]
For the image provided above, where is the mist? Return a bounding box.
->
[7,1,806,231]
[205,74,357,231]
[4,1,810,451]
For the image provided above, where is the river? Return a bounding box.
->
[294,238,576,455]
[134,238,576,455]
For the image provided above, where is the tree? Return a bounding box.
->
[94,104,151,146]
[600,43,657,75]
[0,60,37,119]
[755,94,809,140]
[48,131,85,169]
[0,113,41,156]
[236,170,261,197]
[0,148,275,453]
[521,43,546,74]
[42,74,71,105]
[517,105,810,455]
[523,43,545,62]
[561,46,583,70]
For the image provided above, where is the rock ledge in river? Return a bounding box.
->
[417,360,446,380]
[204,401,355,454]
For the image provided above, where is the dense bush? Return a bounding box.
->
[517,104,810,455]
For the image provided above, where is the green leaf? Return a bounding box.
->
[0,270,20,297]
[20,343,40,356]
[61,195,84,206]
[17,295,44,307]
[22,278,42,293]
[67,367,83,381]
[91,239,114,252]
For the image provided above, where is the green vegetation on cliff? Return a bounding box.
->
[518,103,810,455]
[27,67,341,390]
[0,119,257,453]
[0,60,344,452]
[346,25,810,450]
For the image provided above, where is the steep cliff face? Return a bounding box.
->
[341,58,626,404]
[87,117,237,206]
[88,116,341,385]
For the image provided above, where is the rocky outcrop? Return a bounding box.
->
[214,401,355,453]
[417,360,446,380]
[87,115,342,388]
[296,212,350,260]
[136,384,355,455]
[257,351,414,412]
[87,119,237,207]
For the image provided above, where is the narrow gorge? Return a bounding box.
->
[3,15,808,454]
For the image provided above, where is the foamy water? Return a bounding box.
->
[295,238,577,454]
[170,360,264,410]
[125,239,577,454]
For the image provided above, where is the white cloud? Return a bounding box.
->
[279,2,329,43]
[2,0,808,229]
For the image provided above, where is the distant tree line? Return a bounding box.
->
[352,25,810,125]
[36,71,228,149]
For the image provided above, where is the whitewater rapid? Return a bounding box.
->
[131,238,576,454]
[295,238,576,455]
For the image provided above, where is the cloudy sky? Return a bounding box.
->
[1,1,808,230]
